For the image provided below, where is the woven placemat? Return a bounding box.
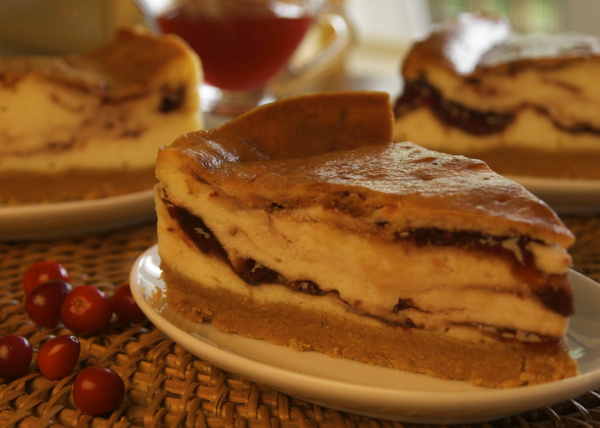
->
[1,216,600,428]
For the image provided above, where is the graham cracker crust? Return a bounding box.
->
[0,167,156,205]
[161,264,578,389]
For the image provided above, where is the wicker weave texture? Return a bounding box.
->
[0,218,600,427]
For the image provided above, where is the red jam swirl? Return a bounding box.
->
[395,78,600,136]
[165,199,572,317]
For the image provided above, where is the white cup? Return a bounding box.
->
[149,0,352,117]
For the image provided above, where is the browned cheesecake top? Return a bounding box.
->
[0,27,198,97]
[402,13,600,79]
[158,91,574,247]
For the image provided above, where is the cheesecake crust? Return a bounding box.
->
[0,167,155,205]
[162,262,577,388]
[0,27,199,96]
[401,13,600,80]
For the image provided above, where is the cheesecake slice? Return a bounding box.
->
[0,26,202,205]
[393,13,600,178]
[155,91,578,388]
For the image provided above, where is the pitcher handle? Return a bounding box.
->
[268,7,354,98]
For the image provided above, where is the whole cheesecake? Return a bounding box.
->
[0,27,202,205]
[393,13,600,178]
[155,91,578,388]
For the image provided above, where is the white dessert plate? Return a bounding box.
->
[0,190,155,241]
[130,244,600,424]
[508,175,600,214]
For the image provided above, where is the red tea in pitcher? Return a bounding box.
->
[158,4,314,91]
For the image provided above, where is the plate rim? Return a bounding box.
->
[506,175,600,214]
[508,175,600,189]
[0,188,154,217]
[0,189,155,241]
[130,244,600,423]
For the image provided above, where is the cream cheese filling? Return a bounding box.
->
[0,118,198,171]
[157,203,510,346]
[423,60,600,127]
[394,107,600,152]
[0,69,201,171]
[156,175,570,339]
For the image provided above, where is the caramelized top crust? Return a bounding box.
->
[0,26,200,97]
[402,13,600,79]
[402,13,510,77]
[157,91,574,247]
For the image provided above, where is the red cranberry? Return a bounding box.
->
[37,335,80,380]
[25,280,72,328]
[72,366,125,415]
[111,283,146,324]
[60,285,112,335]
[0,334,33,381]
[23,261,70,294]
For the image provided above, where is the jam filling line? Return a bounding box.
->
[163,199,572,343]
[394,78,600,136]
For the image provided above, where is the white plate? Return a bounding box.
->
[508,175,600,214]
[0,190,155,241]
[130,244,600,424]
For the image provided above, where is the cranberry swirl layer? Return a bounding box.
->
[157,186,572,345]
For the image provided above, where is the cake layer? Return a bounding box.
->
[0,27,202,204]
[402,23,600,128]
[394,13,600,178]
[0,168,154,205]
[156,169,571,339]
[158,98,574,246]
[156,190,578,388]
[155,91,578,388]
[394,106,600,178]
